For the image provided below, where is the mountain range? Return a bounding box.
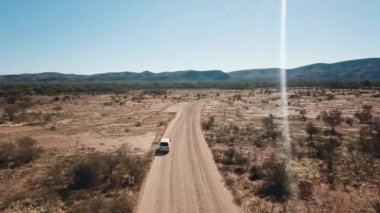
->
[1,58,380,84]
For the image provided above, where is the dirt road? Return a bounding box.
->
[137,102,240,213]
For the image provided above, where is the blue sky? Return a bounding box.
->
[1,0,379,74]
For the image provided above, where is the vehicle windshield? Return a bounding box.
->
[160,142,169,147]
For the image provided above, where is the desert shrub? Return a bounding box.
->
[326,94,334,100]
[355,104,373,124]
[231,124,239,134]
[233,94,242,101]
[16,137,42,165]
[108,196,133,213]
[262,114,280,140]
[17,100,32,115]
[253,138,266,148]
[373,200,380,213]
[234,152,248,166]
[63,95,71,101]
[70,201,92,213]
[0,137,42,169]
[258,159,291,201]
[221,148,235,165]
[52,105,62,111]
[358,118,380,157]
[305,122,320,141]
[43,113,53,122]
[345,117,354,126]
[298,180,313,200]
[49,126,57,130]
[316,137,340,184]
[234,152,248,174]
[358,126,374,153]
[299,109,307,121]
[135,122,141,127]
[321,109,343,134]
[0,142,17,168]
[116,143,130,159]
[157,121,165,127]
[202,116,215,130]
[219,148,248,172]
[249,164,264,181]
[69,158,99,189]
[46,144,148,199]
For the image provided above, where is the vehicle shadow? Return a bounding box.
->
[154,149,169,156]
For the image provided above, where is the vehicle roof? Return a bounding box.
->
[160,138,170,143]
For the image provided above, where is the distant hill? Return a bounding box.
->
[230,58,380,80]
[0,70,231,84]
[1,58,380,84]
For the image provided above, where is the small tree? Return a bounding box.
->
[262,114,279,140]
[316,137,340,185]
[358,117,380,157]
[259,159,291,200]
[305,122,320,140]
[3,104,20,121]
[17,100,32,117]
[299,109,307,121]
[321,110,343,134]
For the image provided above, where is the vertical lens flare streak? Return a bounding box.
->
[280,0,297,208]
[280,0,291,159]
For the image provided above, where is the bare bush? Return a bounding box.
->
[0,142,17,168]
[299,109,307,121]
[2,104,20,121]
[0,137,42,169]
[16,137,42,166]
[298,180,313,200]
[355,104,373,124]
[262,114,280,140]
[321,110,343,134]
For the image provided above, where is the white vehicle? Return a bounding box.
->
[159,138,171,152]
